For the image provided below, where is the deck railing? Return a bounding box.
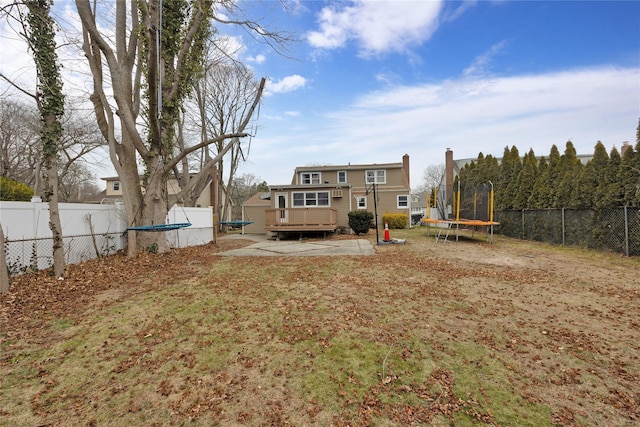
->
[265,208,337,231]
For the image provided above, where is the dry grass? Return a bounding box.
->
[1,228,639,426]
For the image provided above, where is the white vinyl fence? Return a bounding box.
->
[1,199,213,275]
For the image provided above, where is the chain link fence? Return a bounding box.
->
[3,226,215,277]
[495,207,640,256]
[4,232,126,276]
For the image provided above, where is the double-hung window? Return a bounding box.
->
[113,181,120,191]
[292,191,330,207]
[356,196,367,209]
[300,172,321,185]
[365,169,386,184]
[337,171,347,184]
[397,195,409,209]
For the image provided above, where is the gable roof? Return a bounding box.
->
[242,191,271,206]
[294,161,403,173]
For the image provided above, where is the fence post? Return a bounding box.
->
[31,196,43,238]
[521,209,525,240]
[624,206,629,257]
[561,208,565,246]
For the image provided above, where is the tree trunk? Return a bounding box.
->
[25,1,66,277]
[45,156,65,277]
[138,155,170,253]
[0,223,9,294]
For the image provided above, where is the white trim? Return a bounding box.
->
[365,169,386,184]
[275,192,289,223]
[292,190,331,207]
[300,171,321,185]
[356,195,367,209]
[397,194,409,209]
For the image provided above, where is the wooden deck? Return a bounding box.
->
[265,208,337,232]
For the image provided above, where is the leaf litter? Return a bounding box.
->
[1,230,639,426]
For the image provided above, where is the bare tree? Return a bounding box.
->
[230,172,267,218]
[0,97,104,201]
[415,163,445,194]
[75,0,267,254]
[0,99,40,186]
[189,60,260,224]
[58,162,100,202]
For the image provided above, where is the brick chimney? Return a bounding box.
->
[402,153,410,188]
[445,148,454,206]
[621,141,631,157]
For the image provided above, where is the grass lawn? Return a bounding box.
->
[1,227,639,426]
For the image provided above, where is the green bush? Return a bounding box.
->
[382,213,408,229]
[0,177,34,201]
[348,210,374,235]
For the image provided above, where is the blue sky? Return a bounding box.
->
[1,0,638,190]
[225,0,640,188]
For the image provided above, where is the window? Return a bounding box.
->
[292,191,330,207]
[337,171,347,183]
[356,196,367,209]
[300,172,321,185]
[113,181,120,191]
[365,169,386,184]
[397,195,408,209]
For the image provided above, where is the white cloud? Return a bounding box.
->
[247,54,266,64]
[463,40,509,77]
[307,0,443,56]
[249,66,639,187]
[339,67,638,180]
[266,75,307,94]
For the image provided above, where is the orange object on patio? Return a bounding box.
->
[383,221,391,241]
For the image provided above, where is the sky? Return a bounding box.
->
[1,0,639,190]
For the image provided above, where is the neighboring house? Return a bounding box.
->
[101,174,233,222]
[243,154,412,237]
[410,193,427,224]
[101,176,211,207]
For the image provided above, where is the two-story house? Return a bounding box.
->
[242,154,411,237]
[100,172,234,224]
[101,176,212,207]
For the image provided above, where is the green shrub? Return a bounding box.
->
[382,213,408,229]
[0,177,34,201]
[348,210,374,235]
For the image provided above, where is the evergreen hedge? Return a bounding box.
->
[382,213,408,229]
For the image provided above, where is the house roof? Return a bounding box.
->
[242,192,271,206]
[270,183,352,191]
[294,162,403,173]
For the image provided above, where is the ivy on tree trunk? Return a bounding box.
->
[25,0,66,277]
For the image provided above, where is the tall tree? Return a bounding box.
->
[75,0,265,254]
[513,148,538,209]
[415,163,445,195]
[620,144,640,207]
[528,155,547,208]
[192,60,261,223]
[530,145,560,208]
[0,99,40,185]
[495,146,521,210]
[24,0,65,277]
[580,141,609,209]
[555,141,583,208]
